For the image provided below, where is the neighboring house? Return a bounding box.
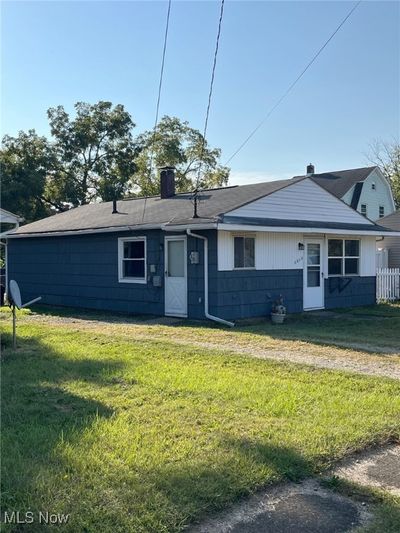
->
[298,165,396,222]
[378,211,400,268]
[0,208,24,304]
[6,168,400,323]
[0,208,24,238]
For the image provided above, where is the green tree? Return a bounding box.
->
[367,139,400,208]
[132,116,229,195]
[0,130,54,223]
[47,101,138,205]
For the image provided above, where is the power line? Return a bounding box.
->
[200,0,225,160]
[225,0,362,166]
[154,0,172,132]
[148,0,172,179]
[193,0,225,216]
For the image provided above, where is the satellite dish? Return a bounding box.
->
[8,280,41,349]
[9,280,22,309]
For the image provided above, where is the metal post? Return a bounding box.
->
[12,304,16,350]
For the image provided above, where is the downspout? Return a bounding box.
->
[187,229,234,327]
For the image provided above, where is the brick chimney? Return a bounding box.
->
[160,166,176,199]
[306,163,315,176]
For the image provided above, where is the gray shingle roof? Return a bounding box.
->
[379,210,400,231]
[10,167,391,237]
[222,215,392,233]
[12,177,303,235]
[294,166,377,198]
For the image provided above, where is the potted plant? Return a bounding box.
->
[271,295,286,324]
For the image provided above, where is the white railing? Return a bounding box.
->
[376,268,400,301]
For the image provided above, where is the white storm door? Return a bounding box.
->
[303,239,324,310]
[165,236,187,317]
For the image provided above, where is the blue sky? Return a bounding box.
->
[1,1,399,184]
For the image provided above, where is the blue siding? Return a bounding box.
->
[187,231,303,320]
[7,230,165,315]
[7,228,376,321]
[186,234,206,319]
[324,276,376,309]
[210,270,303,320]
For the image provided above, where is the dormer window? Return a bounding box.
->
[371,182,376,190]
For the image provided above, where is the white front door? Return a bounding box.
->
[303,239,324,310]
[165,236,187,317]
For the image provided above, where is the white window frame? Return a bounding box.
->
[360,204,367,217]
[232,233,256,270]
[379,206,385,218]
[327,238,360,277]
[118,236,147,284]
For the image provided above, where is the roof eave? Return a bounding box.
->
[217,222,400,236]
[6,221,219,239]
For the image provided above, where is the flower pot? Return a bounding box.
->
[271,313,286,324]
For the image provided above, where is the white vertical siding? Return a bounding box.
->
[218,231,234,270]
[255,232,304,270]
[360,235,377,276]
[226,179,374,225]
[218,231,303,271]
[218,230,377,276]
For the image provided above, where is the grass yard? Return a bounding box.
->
[1,311,400,532]
[27,302,400,360]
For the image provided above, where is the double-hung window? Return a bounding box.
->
[118,237,147,283]
[328,239,360,276]
[234,235,255,269]
[379,206,385,218]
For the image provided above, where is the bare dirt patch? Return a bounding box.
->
[18,312,400,380]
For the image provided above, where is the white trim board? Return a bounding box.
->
[164,235,188,317]
[217,224,399,236]
[118,236,147,284]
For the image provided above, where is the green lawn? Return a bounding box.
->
[1,318,400,532]
[18,302,400,357]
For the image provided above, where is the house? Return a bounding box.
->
[0,208,24,238]
[6,167,400,324]
[298,165,396,221]
[378,211,400,268]
[1,208,24,304]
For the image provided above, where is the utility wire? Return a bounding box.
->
[199,0,225,166]
[193,0,225,216]
[148,0,172,178]
[225,0,362,166]
[154,0,172,133]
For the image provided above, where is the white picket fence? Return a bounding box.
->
[376,268,400,301]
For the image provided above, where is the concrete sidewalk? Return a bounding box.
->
[190,444,399,533]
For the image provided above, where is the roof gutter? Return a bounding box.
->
[162,223,217,232]
[217,223,400,237]
[6,224,165,239]
[8,222,218,239]
[186,229,234,328]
